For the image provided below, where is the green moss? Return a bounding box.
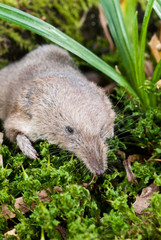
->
[0,1,161,237]
[0,0,97,67]
[0,122,161,239]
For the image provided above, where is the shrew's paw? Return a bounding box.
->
[16,134,38,159]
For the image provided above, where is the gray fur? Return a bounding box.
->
[0,45,115,175]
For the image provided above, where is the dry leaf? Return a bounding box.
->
[123,154,140,183]
[157,79,161,89]
[53,186,63,193]
[133,183,159,215]
[153,158,161,161]
[149,34,161,63]
[145,60,153,78]
[4,228,20,239]
[98,4,115,50]
[41,16,46,21]
[117,150,126,160]
[127,154,147,163]
[123,154,148,183]
[56,225,67,240]
[123,159,137,183]
[115,65,121,75]
[1,186,63,219]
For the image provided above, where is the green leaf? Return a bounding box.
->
[99,0,135,88]
[139,0,154,85]
[133,12,139,87]
[99,0,152,107]
[138,0,155,107]
[152,59,161,83]
[0,2,137,97]
[100,0,158,109]
[122,0,138,40]
[152,0,161,19]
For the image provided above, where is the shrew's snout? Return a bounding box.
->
[95,169,104,176]
[76,135,108,176]
[85,151,107,176]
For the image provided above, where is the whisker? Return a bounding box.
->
[113,90,126,110]
[114,115,138,128]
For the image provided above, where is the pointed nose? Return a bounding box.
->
[95,170,104,176]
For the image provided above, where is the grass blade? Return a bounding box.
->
[139,0,154,85]
[152,59,161,83]
[152,0,161,19]
[121,0,137,41]
[133,12,139,87]
[100,0,156,109]
[138,0,155,107]
[0,3,137,97]
[100,0,135,89]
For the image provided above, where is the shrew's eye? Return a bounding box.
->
[65,126,74,135]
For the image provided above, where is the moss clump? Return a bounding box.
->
[0,0,97,68]
[0,88,161,239]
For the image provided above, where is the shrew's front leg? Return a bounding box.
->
[4,115,38,159]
